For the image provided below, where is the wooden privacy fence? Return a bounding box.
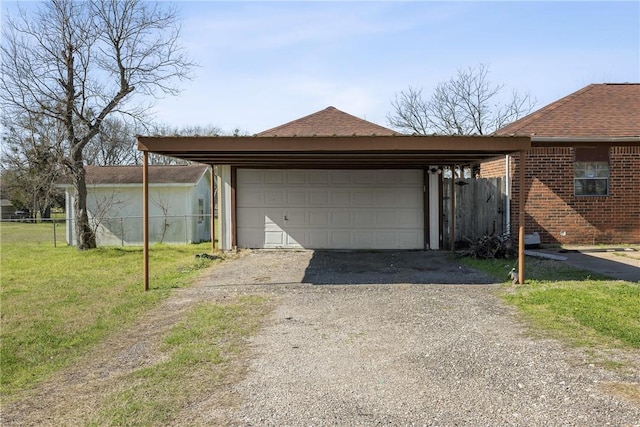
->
[443,178,505,248]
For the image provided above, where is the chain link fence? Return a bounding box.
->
[1,215,213,247]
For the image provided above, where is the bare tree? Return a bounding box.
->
[1,112,67,218]
[387,64,535,135]
[84,118,140,166]
[1,0,193,249]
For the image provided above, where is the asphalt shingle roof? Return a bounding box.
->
[257,106,399,137]
[495,83,640,138]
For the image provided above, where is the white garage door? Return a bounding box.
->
[237,169,424,249]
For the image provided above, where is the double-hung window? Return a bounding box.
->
[574,147,609,196]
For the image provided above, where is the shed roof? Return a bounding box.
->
[62,164,209,185]
[257,106,399,137]
[495,83,640,138]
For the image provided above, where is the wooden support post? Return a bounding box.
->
[143,151,149,292]
[231,166,237,249]
[450,164,456,251]
[210,165,216,253]
[518,150,526,285]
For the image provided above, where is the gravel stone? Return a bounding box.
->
[203,250,640,426]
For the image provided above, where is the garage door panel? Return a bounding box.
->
[376,189,399,206]
[285,233,301,246]
[398,231,421,248]
[375,170,397,184]
[328,192,349,206]
[354,210,376,227]
[310,211,329,226]
[331,171,352,184]
[286,170,306,184]
[331,211,351,227]
[286,191,306,205]
[285,209,306,226]
[354,231,375,247]
[331,230,352,248]
[264,209,284,225]
[237,190,262,206]
[237,208,263,228]
[237,169,423,249]
[310,191,329,205]
[264,191,284,205]
[376,210,396,226]
[400,189,422,207]
[400,170,422,184]
[354,191,374,206]
[238,169,262,184]
[237,228,264,248]
[309,170,329,184]
[354,170,376,184]
[399,210,422,226]
[309,230,329,247]
[265,230,285,245]
[265,170,284,184]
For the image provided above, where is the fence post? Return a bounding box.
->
[53,220,57,248]
[121,217,124,247]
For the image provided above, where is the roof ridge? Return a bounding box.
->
[257,106,397,136]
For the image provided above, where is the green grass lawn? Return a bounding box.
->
[0,222,219,398]
[90,296,271,426]
[460,256,640,349]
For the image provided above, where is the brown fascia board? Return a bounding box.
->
[137,135,531,154]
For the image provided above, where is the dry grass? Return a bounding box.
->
[600,382,640,404]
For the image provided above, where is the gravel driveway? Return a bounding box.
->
[203,250,640,426]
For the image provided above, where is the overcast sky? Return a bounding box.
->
[4,1,639,134]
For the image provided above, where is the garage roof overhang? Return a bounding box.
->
[137,135,531,168]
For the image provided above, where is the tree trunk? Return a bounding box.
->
[71,158,97,250]
[40,205,51,220]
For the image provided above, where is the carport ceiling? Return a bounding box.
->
[137,135,531,168]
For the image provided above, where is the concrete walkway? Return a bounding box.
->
[537,247,640,282]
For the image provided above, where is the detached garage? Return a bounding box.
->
[138,106,530,257]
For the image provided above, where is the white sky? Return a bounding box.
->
[5,1,640,135]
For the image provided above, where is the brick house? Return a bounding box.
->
[481,83,640,245]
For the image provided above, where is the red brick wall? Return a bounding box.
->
[480,146,640,245]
